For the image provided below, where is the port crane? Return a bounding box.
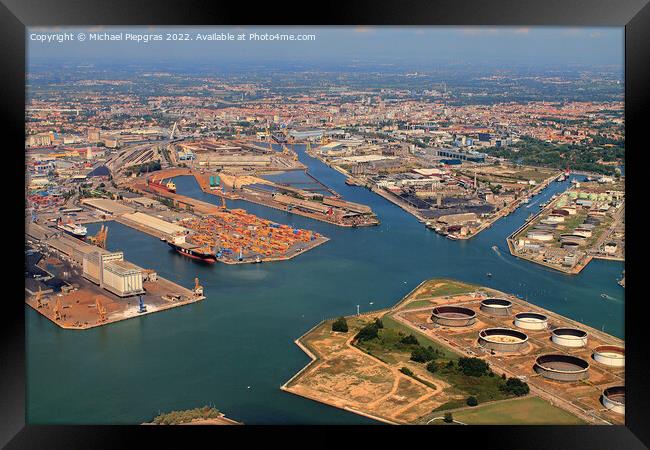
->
[53,297,62,321]
[280,117,294,143]
[88,224,108,249]
[280,143,298,161]
[33,287,44,308]
[95,297,107,323]
[193,277,204,296]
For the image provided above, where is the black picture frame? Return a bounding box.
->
[1,0,647,447]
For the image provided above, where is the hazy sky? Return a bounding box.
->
[27,26,624,68]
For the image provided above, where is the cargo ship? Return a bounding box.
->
[165,233,216,263]
[56,219,88,238]
[148,176,176,193]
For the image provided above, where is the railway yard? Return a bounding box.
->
[507,179,625,274]
[284,279,624,425]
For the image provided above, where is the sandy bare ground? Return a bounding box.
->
[283,315,458,424]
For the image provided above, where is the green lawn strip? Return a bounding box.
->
[450,396,586,425]
[411,279,478,300]
[399,299,435,310]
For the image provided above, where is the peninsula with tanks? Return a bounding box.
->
[283,279,624,425]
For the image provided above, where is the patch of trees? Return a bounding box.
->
[411,345,442,363]
[332,317,348,333]
[355,319,382,341]
[152,406,222,425]
[500,377,530,396]
[399,334,419,345]
[457,357,491,377]
[483,136,622,175]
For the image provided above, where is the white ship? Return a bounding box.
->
[57,220,88,238]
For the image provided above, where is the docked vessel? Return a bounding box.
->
[148,176,176,193]
[165,233,216,263]
[56,219,87,238]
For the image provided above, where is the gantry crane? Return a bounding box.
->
[33,286,44,308]
[53,297,62,321]
[194,277,204,296]
[88,224,108,249]
[280,143,293,160]
[95,297,107,323]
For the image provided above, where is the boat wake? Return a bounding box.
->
[600,293,622,303]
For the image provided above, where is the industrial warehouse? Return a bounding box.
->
[508,179,625,274]
[25,223,205,330]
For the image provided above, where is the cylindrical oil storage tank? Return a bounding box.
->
[514,312,548,330]
[534,354,590,381]
[478,328,528,353]
[480,298,513,316]
[593,345,625,367]
[562,241,580,251]
[551,327,588,348]
[431,306,476,327]
[602,386,625,414]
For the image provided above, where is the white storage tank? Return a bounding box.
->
[602,386,625,415]
[551,327,588,348]
[593,345,625,367]
[514,312,548,330]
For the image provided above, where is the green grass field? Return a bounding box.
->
[411,279,478,300]
[379,315,458,360]
[450,397,586,425]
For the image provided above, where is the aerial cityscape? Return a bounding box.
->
[25,27,624,425]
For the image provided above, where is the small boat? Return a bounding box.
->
[486,273,493,277]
